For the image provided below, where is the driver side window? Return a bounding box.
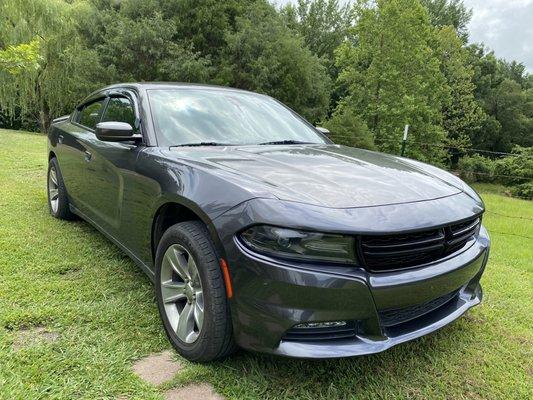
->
[78,100,105,130]
[101,97,136,128]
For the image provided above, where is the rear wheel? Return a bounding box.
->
[47,158,74,220]
[155,221,235,362]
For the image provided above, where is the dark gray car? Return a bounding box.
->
[47,83,490,361]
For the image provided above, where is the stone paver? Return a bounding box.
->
[12,326,59,350]
[164,383,225,400]
[132,350,183,386]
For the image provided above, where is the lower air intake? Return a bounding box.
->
[282,321,357,342]
[379,290,459,327]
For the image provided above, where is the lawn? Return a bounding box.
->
[0,129,531,400]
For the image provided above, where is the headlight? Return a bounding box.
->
[239,225,357,264]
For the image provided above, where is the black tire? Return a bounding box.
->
[155,221,235,362]
[47,157,75,220]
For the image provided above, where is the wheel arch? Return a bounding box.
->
[151,200,226,263]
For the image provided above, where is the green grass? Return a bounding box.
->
[0,129,532,400]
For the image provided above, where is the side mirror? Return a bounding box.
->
[315,126,331,136]
[95,121,139,142]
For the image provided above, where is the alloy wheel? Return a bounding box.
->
[160,244,204,344]
[48,166,59,214]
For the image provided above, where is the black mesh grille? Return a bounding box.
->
[360,217,480,272]
[282,321,357,342]
[379,290,459,327]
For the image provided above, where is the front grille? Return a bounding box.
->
[379,290,459,327]
[282,321,357,342]
[360,217,480,272]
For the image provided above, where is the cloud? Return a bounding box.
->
[464,0,533,72]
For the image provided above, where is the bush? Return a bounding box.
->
[511,182,533,200]
[457,146,533,200]
[322,106,376,150]
[456,154,495,183]
[494,146,533,186]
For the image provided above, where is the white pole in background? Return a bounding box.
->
[401,124,409,156]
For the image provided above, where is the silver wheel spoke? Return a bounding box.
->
[167,247,190,280]
[48,167,59,213]
[161,280,187,304]
[50,169,58,185]
[49,188,59,200]
[194,293,204,332]
[176,302,195,342]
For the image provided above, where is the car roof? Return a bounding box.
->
[79,82,267,109]
[101,82,261,95]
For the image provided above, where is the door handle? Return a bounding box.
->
[84,150,92,162]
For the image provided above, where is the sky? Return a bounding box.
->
[274,0,533,72]
[465,0,532,72]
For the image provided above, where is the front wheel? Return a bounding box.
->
[47,158,74,220]
[155,221,235,362]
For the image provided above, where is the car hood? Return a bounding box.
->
[169,144,464,208]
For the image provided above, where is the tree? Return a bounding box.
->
[322,102,375,149]
[484,79,532,151]
[335,0,448,162]
[281,0,353,114]
[434,26,486,145]
[467,45,533,151]
[79,0,331,122]
[81,7,212,83]
[420,0,472,41]
[0,0,107,132]
[222,2,331,123]
[281,0,352,62]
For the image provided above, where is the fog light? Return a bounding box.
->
[294,321,347,329]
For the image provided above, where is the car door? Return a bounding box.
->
[80,94,144,236]
[59,97,107,212]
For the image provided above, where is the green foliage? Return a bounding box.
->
[494,146,533,186]
[84,8,212,82]
[0,38,42,74]
[456,154,495,183]
[420,0,472,41]
[222,2,331,123]
[511,182,533,200]
[0,0,530,160]
[282,0,352,59]
[322,103,375,149]
[0,0,107,132]
[335,0,449,162]
[467,45,533,152]
[435,26,486,143]
[456,146,533,198]
[281,0,353,115]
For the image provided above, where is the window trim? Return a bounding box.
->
[99,95,137,132]
[71,88,145,144]
[72,96,107,132]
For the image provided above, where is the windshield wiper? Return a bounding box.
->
[170,142,232,148]
[258,140,314,145]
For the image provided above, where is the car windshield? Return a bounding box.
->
[147,88,328,147]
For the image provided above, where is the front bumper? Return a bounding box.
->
[213,197,489,358]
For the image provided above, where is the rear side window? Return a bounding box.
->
[78,100,105,129]
[101,97,136,127]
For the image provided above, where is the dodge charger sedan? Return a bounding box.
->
[47,83,490,361]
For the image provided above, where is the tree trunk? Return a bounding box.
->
[39,103,52,133]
